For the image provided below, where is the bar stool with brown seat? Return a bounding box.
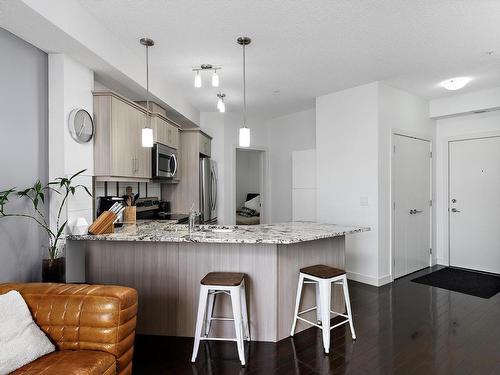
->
[290,265,356,354]
[191,272,250,366]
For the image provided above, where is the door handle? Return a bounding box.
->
[409,209,423,214]
[451,208,461,213]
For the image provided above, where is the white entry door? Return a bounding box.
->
[393,134,431,278]
[449,136,500,274]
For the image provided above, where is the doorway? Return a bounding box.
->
[235,148,264,225]
[449,136,500,274]
[392,133,432,279]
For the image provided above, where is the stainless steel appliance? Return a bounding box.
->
[152,143,178,179]
[135,197,188,223]
[199,158,217,223]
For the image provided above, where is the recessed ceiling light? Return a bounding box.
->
[440,77,472,91]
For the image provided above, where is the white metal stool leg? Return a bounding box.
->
[240,280,250,340]
[318,279,331,354]
[204,291,216,337]
[191,285,209,362]
[315,281,322,325]
[230,286,246,366]
[290,273,305,336]
[341,275,356,340]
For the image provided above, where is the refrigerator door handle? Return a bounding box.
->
[212,167,218,210]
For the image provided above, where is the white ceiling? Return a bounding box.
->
[77,0,500,120]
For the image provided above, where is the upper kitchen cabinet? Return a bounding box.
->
[198,131,212,157]
[151,114,180,149]
[93,91,151,180]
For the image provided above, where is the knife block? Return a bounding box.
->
[88,211,117,235]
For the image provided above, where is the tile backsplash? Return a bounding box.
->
[94,181,162,199]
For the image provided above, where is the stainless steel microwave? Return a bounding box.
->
[152,143,178,179]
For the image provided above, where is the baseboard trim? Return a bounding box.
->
[347,271,392,287]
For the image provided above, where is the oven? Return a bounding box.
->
[152,143,178,179]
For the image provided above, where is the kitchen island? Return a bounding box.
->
[67,222,368,342]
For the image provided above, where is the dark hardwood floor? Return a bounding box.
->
[132,266,500,374]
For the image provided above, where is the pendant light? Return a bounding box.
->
[140,37,154,148]
[237,37,251,148]
[217,93,226,113]
[194,70,202,88]
[212,69,220,87]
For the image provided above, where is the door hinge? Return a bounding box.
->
[430,151,433,158]
[393,145,396,153]
[429,248,433,255]
[429,199,432,207]
[393,202,396,210]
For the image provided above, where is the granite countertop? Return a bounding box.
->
[68,221,369,245]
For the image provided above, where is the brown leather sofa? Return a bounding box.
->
[0,283,138,375]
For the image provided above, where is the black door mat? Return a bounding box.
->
[412,267,500,299]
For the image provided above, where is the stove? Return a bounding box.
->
[135,197,189,223]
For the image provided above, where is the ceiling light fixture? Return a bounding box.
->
[192,64,221,88]
[440,77,472,91]
[217,93,226,113]
[212,69,220,87]
[237,36,251,148]
[140,37,154,148]
[194,70,202,88]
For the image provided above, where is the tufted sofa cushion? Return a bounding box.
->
[11,350,116,375]
[0,283,138,375]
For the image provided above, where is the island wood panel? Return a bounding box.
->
[277,236,346,340]
[177,242,278,342]
[85,241,179,335]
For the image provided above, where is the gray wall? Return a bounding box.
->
[0,28,48,282]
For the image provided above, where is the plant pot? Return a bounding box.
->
[42,257,66,283]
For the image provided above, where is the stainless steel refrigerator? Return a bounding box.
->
[200,158,217,223]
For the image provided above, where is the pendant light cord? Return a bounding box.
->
[146,45,150,127]
[243,42,247,127]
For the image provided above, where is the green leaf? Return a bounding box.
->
[69,169,86,181]
[70,186,75,195]
[56,220,67,239]
[39,192,45,204]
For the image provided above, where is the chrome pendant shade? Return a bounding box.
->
[140,37,154,148]
[238,37,251,148]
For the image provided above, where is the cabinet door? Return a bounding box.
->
[199,133,211,157]
[166,123,180,149]
[135,112,152,178]
[152,116,169,146]
[111,97,137,177]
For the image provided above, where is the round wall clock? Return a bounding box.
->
[68,108,94,143]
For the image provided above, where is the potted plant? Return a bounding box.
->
[0,170,91,282]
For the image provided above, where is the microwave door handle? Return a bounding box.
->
[155,146,160,177]
[171,153,178,176]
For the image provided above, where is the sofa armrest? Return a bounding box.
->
[0,283,138,375]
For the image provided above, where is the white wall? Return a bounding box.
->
[430,87,500,118]
[316,82,380,284]
[434,109,500,265]
[0,28,48,282]
[267,109,316,222]
[201,113,269,225]
[292,149,316,221]
[378,83,435,280]
[316,82,435,286]
[48,54,94,236]
[235,150,262,209]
